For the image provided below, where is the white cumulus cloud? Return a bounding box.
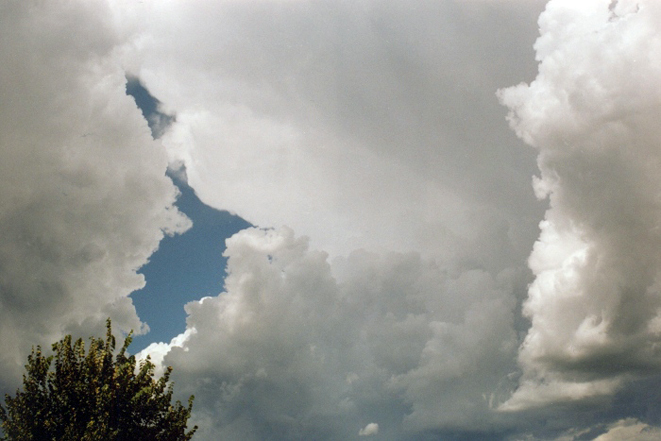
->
[0,0,189,389]
[359,422,379,436]
[153,227,523,440]
[498,0,661,411]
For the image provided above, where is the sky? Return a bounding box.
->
[3,0,661,440]
[125,76,253,350]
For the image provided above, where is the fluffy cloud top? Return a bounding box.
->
[359,422,379,436]
[161,227,522,440]
[498,0,661,411]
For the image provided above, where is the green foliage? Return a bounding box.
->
[0,319,197,440]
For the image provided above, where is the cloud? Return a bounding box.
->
[14,0,661,439]
[539,418,661,441]
[119,0,555,439]
[153,227,525,440]
[498,0,661,411]
[0,0,189,389]
[592,419,661,441]
[124,0,546,259]
[359,422,379,436]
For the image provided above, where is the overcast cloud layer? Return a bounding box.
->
[4,0,661,440]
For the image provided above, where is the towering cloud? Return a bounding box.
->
[15,0,661,439]
[498,0,661,411]
[0,0,189,389]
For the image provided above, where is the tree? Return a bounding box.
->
[0,319,197,440]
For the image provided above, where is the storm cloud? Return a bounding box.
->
[4,0,661,440]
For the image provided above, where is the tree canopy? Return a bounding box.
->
[0,319,197,440]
